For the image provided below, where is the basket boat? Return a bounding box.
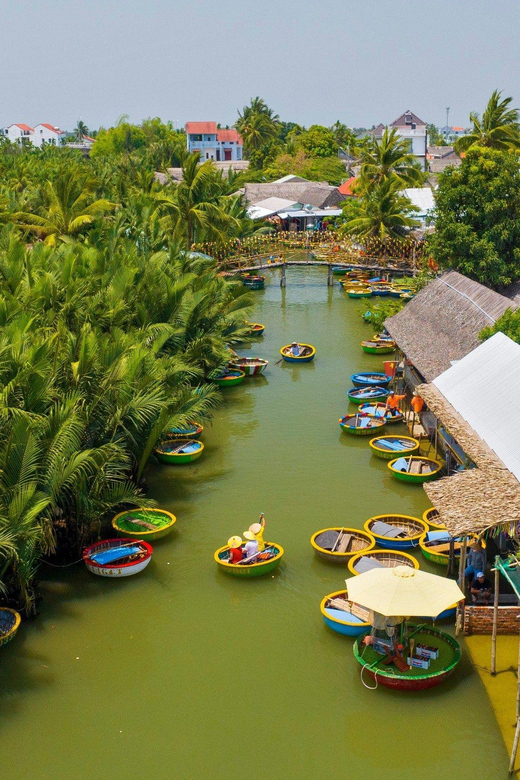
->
[210,369,246,387]
[83,538,153,577]
[320,590,371,636]
[348,549,420,575]
[155,439,204,464]
[351,372,391,388]
[229,357,268,376]
[423,507,446,530]
[359,402,403,424]
[112,508,177,541]
[242,276,265,290]
[163,422,203,440]
[419,531,485,566]
[353,625,461,691]
[347,288,372,299]
[280,343,316,362]
[361,340,396,354]
[332,266,349,275]
[311,527,375,562]
[0,608,21,648]
[372,333,395,343]
[388,456,443,483]
[339,413,386,436]
[214,543,283,577]
[364,514,428,550]
[348,386,389,405]
[245,322,265,336]
[369,435,420,459]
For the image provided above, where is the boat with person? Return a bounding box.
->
[154,439,204,464]
[311,527,375,562]
[280,343,316,362]
[361,340,396,354]
[210,369,246,387]
[350,372,391,388]
[359,402,403,423]
[163,422,203,440]
[112,508,177,540]
[364,514,428,550]
[348,549,419,575]
[214,542,284,577]
[229,357,268,376]
[423,507,446,530]
[245,322,265,336]
[419,531,485,566]
[369,435,420,459]
[320,590,371,636]
[387,456,443,483]
[339,413,386,435]
[0,608,21,648]
[83,538,153,577]
[347,386,389,405]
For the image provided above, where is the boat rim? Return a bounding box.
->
[364,514,429,542]
[280,343,316,358]
[0,607,21,638]
[83,538,153,568]
[111,508,177,536]
[311,527,376,557]
[320,589,370,628]
[387,456,443,475]
[214,542,284,568]
[369,435,420,453]
[154,440,204,455]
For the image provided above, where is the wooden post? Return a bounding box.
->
[327,264,333,286]
[456,537,468,636]
[516,618,520,721]
[491,563,500,675]
[510,715,520,774]
[280,263,286,288]
[447,537,455,578]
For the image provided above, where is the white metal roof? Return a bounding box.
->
[403,187,435,216]
[247,197,299,219]
[433,332,520,480]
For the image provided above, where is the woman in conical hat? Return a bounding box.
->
[247,513,266,551]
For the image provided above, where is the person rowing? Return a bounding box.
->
[385,390,405,417]
[290,342,302,357]
[248,513,266,551]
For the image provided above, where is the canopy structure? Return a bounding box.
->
[346,565,464,618]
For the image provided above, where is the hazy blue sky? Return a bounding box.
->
[1,0,519,131]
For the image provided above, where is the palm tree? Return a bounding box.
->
[455,90,520,154]
[342,177,420,240]
[236,97,280,158]
[75,120,89,142]
[360,128,426,187]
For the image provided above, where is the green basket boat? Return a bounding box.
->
[112,508,177,540]
[419,531,484,566]
[361,340,396,354]
[347,288,372,298]
[339,413,386,436]
[214,543,284,577]
[387,456,443,483]
[211,369,246,387]
[0,608,21,648]
[369,435,420,459]
[155,439,204,464]
[163,422,203,440]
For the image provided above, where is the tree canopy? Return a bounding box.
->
[455,90,520,154]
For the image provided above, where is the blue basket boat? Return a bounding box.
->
[351,372,391,388]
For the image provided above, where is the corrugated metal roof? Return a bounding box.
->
[433,332,520,480]
[403,187,435,215]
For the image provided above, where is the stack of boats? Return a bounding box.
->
[339,270,417,301]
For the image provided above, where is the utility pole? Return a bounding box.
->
[446,107,450,132]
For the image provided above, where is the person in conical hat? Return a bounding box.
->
[248,513,266,551]
[227,536,243,564]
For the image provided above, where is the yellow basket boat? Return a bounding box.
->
[311,527,376,563]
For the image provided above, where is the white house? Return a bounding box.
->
[390,111,428,170]
[4,124,34,146]
[32,123,66,147]
[185,122,243,162]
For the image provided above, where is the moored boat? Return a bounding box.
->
[155,439,204,464]
[112,508,177,540]
[83,538,153,577]
[332,266,349,275]
[280,343,316,362]
[242,275,265,290]
[311,527,376,562]
[348,549,420,575]
[359,401,403,423]
[369,435,420,459]
[348,386,389,405]
[361,340,396,354]
[347,288,372,299]
[245,321,265,336]
[350,372,391,388]
[0,607,21,648]
[211,369,246,387]
[419,531,484,566]
[163,422,203,440]
[388,456,443,483]
[364,514,428,550]
[214,543,284,577]
[372,333,395,342]
[320,590,371,636]
[339,413,386,435]
[353,624,461,690]
[229,357,268,376]
[423,507,446,530]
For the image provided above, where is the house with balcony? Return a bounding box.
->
[32,123,66,147]
[4,124,35,145]
[185,122,243,162]
[390,111,428,170]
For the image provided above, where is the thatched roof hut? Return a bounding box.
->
[242,181,344,209]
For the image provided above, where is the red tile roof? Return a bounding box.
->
[186,122,217,135]
[338,176,358,196]
[39,123,65,134]
[10,123,34,132]
[216,129,242,144]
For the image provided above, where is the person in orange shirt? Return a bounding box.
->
[411,394,424,414]
[385,390,406,417]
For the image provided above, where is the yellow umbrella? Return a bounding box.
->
[345,565,465,618]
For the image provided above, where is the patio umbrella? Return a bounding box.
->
[345,565,465,618]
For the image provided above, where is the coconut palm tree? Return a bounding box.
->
[455,90,520,153]
[342,176,420,240]
[360,128,426,187]
[75,120,90,141]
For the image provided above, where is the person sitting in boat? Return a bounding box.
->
[228,536,244,564]
[242,531,259,563]
[248,514,266,551]
[385,391,405,417]
[290,342,301,357]
[463,541,487,586]
[471,572,492,605]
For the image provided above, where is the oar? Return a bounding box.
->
[406,454,415,473]
[331,528,345,552]
[165,440,193,455]
[238,545,276,564]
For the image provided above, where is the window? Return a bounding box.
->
[191,134,202,142]
[405,112,412,125]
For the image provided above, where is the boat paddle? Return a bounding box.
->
[165,440,193,455]
[331,529,345,552]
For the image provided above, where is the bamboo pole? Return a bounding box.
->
[509,712,520,774]
[516,616,520,722]
[491,562,500,675]
[456,537,468,636]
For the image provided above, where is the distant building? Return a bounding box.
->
[390,111,428,170]
[185,122,243,162]
[32,123,66,147]
[4,123,34,145]
[427,146,461,174]
[441,126,466,142]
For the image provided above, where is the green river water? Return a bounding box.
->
[0,268,507,779]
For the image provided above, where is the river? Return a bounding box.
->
[0,267,507,779]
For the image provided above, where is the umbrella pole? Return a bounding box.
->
[491,561,500,675]
[456,537,468,636]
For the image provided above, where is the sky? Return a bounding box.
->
[1,0,519,132]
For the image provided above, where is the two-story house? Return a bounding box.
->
[4,124,35,145]
[32,124,66,147]
[185,122,243,162]
[389,111,428,170]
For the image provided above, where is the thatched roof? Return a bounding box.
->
[242,182,343,208]
[385,271,518,381]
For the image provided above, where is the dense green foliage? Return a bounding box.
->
[454,90,520,154]
[480,308,520,344]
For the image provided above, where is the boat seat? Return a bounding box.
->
[350,538,368,552]
[328,598,353,612]
[325,608,366,624]
[336,534,353,553]
[90,546,142,565]
[354,557,386,574]
[371,521,406,538]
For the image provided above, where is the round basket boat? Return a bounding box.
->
[419,531,485,566]
[311,527,376,563]
[0,607,21,648]
[359,402,403,424]
[280,343,316,362]
[332,266,349,275]
[372,333,395,343]
[364,514,428,550]
[242,276,265,290]
[245,322,265,336]
[348,386,389,405]
[211,370,246,387]
[83,538,153,577]
[163,422,203,440]
[388,456,443,483]
[339,413,386,436]
[112,508,177,541]
[214,542,284,577]
[353,625,461,691]
[361,340,396,354]
[155,439,204,464]
[320,589,371,636]
[348,549,420,575]
[351,372,391,388]
[229,357,268,376]
[423,507,446,530]
[369,435,420,459]
[347,288,372,299]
